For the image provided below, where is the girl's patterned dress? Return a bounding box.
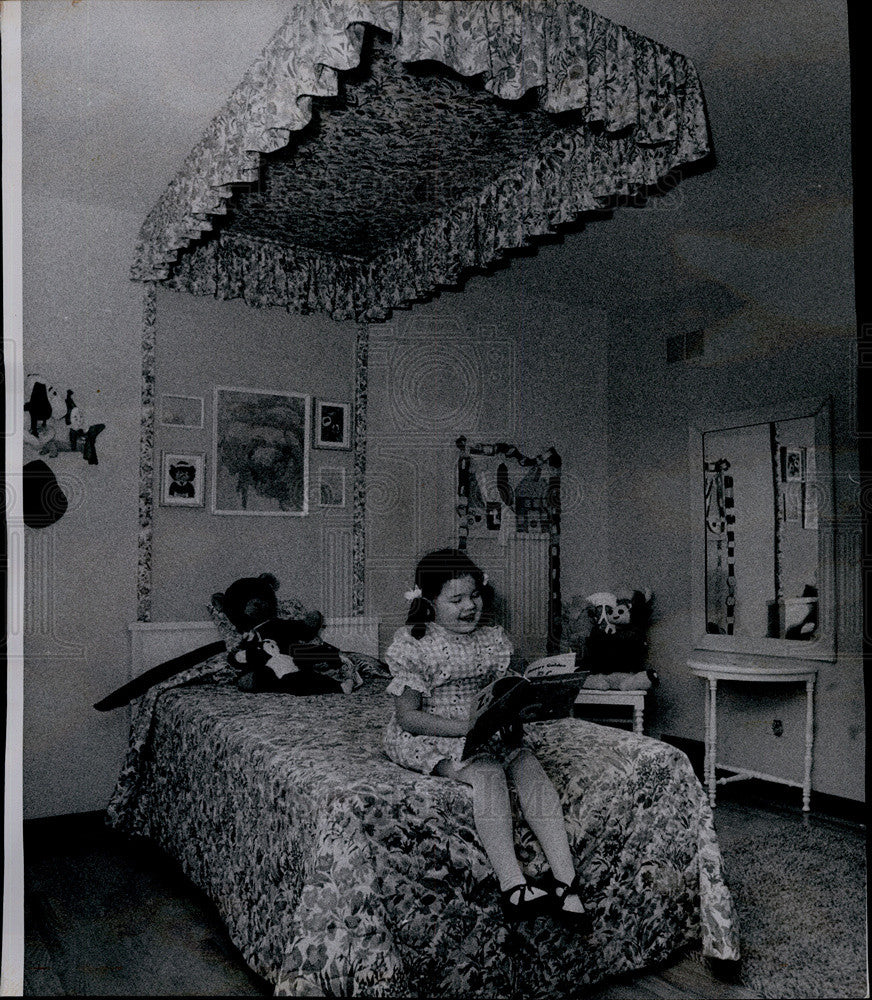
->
[383,622,529,774]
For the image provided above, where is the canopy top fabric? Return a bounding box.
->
[131,0,710,322]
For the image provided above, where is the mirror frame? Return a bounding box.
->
[689,396,835,662]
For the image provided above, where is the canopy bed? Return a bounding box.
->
[115,2,738,995]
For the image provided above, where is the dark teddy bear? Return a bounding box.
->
[94,574,349,712]
[582,590,653,674]
[210,573,346,693]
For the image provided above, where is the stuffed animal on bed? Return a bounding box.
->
[209,573,361,693]
[235,618,344,695]
[94,574,364,711]
[210,572,314,635]
[562,590,657,691]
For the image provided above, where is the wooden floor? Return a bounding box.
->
[21,811,761,999]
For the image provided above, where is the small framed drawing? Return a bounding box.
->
[159,394,204,429]
[318,467,346,507]
[782,483,802,524]
[313,400,352,450]
[781,446,804,483]
[159,452,205,507]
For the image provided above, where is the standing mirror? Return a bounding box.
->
[689,397,835,661]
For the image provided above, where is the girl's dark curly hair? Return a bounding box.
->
[406,548,493,639]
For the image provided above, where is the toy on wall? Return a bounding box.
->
[562,589,657,691]
[23,375,106,465]
[24,381,56,439]
[69,405,106,465]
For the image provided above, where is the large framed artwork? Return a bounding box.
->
[212,387,309,515]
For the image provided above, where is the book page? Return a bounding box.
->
[525,652,577,678]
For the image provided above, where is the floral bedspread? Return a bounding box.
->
[109,680,739,997]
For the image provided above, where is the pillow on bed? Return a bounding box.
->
[207,593,313,640]
[341,650,391,681]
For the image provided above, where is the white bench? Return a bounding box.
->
[574,688,647,734]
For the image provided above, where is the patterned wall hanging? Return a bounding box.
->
[456,437,561,653]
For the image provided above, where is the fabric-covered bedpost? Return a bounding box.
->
[137,281,157,622]
[545,447,562,655]
[352,322,369,615]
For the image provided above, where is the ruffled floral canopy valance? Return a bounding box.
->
[131,0,711,322]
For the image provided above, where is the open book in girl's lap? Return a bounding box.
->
[462,654,588,760]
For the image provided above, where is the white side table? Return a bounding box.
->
[688,654,819,812]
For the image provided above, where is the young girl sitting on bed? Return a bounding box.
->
[383,548,588,923]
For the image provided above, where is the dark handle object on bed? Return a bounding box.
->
[93,640,227,711]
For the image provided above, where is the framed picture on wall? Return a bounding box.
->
[781,446,804,483]
[159,394,204,429]
[317,467,346,507]
[212,387,309,515]
[312,399,352,450]
[159,452,205,507]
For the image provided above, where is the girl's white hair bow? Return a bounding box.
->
[404,585,423,602]
[481,573,489,587]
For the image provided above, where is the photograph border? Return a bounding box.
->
[211,385,310,516]
[317,466,346,508]
[312,399,352,451]
[159,451,206,507]
[158,393,204,429]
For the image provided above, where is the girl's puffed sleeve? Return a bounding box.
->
[489,626,514,677]
[384,629,432,698]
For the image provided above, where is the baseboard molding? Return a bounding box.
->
[660,734,867,825]
[24,809,111,856]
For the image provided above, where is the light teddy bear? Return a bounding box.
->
[562,590,657,691]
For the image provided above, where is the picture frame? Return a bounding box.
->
[312,399,352,450]
[159,452,205,507]
[317,466,346,508]
[802,446,818,530]
[782,482,802,524]
[781,446,804,483]
[158,394,204,429]
[212,386,309,516]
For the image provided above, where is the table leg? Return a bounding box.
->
[803,677,815,812]
[708,678,718,808]
[701,681,711,798]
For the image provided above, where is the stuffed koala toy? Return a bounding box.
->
[210,573,355,693]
